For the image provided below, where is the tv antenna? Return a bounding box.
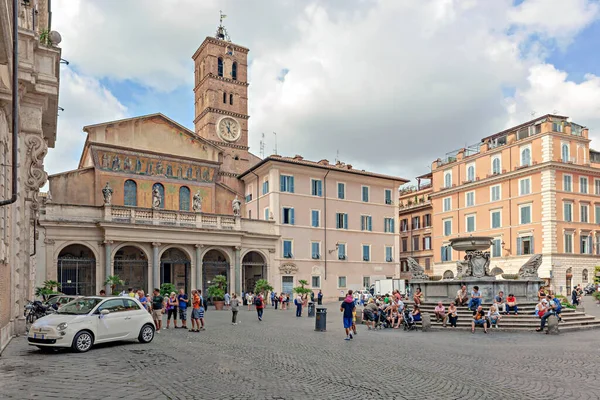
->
[273,132,278,155]
[260,133,265,158]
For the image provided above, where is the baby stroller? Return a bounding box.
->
[375,308,391,329]
[402,308,416,331]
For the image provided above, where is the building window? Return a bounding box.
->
[402,238,408,252]
[363,276,371,288]
[443,219,452,236]
[563,175,572,192]
[311,179,323,196]
[229,93,233,105]
[280,175,295,193]
[564,233,573,253]
[337,182,345,199]
[360,215,373,231]
[338,243,346,260]
[564,202,573,222]
[466,191,475,207]
[516,236,534,255]
[466,164,475,181]
[152,183,164,209]
[492,156,501,175]
[561,143,570,162]
[362,245,370,261]
[384,217,395,233]
[362,186,370,202]
[423,214,431,227]
[385,189,393,205]
[262,179,269,195]
[444,171,452,188]
[283,240,293,258]
[581,234,592,254]
[400,260,408,272]
[491,210,501,229]
[492,238,501,257]
[223,92,227,103]
[311,210,320,227]
[411,216,420,230]
[423,236,431,250]
[282,207,295,225]
[425,258,431,270]
[264,207,270,221]
[124,180,137,206]
[441,245,452,262]
[520,205,532,224]
[490,185,501,202]
[519,177,531,195]
[581,204,589,223]
[552,121,564,132]
[466,215,476,232]
[179,186,190,211]
[385,246,393,262]
[596,205,600,224]
[400,218,408,232]
[443,197,451,212]
[311,242,320,259]
[218,57,223,77]
[338,276,347,288]
[580,177,588,194]
[595,179,600,195]
[336,213,348,229]
[245,193,253,203]
[232,62,237,80]
[520,146,532,167]
[412,236,419,251]
[311,276,321,288]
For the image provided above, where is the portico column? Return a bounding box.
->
[104,240,113,293]
[152,242,161,289]
[235,246,242,295]
[195,244,203,291]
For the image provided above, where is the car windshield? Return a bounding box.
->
[56,298,102,315]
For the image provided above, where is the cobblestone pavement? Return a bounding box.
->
[1,304,600,399]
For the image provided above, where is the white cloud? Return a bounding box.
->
[45,68,127,175]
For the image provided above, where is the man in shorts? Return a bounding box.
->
[151,288,165,332]
[340,289,356,340]
[190,289,201,332]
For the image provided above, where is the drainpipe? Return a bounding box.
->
[323,170,330,280]
[0,0,19,207]
[250,171,259,219]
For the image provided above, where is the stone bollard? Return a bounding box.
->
[547,315,559,335]
[421,312,432,332]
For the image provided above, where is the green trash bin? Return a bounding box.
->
[315,307,327,331]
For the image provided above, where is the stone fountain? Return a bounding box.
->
[408,236,544,303]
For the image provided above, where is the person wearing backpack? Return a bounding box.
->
[295,293,303,317]
[537,294,562,332]
[254,292,264,321]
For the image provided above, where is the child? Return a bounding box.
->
[352,309,358,336]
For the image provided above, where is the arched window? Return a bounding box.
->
[583,269,589,283]
[232,62,238,80]
[562,144,570,162]
[444,172,452,188]
[179,186,190,211]
[217,57,223,77]
[521,148,531,167]
[229,94,233,105]
[124,180,137,206]
[467,165,475,181]
[152,183,164,209]
[492,157,501,174]
[223,92,227,103]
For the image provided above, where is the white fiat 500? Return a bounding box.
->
[28,296,155,352]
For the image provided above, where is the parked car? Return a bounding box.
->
[44,295,83,310]
[28,296,155,352]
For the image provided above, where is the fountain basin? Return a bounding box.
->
[450,236,493,252]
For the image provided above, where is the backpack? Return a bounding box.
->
[254,297,262,307]
[553,298,562,311]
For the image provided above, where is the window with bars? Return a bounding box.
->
[179,186,190,211]
[124,180,137,206]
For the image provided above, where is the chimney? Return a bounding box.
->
[346,164,352,170]
[293,155,304,161]
[318,159,329,165]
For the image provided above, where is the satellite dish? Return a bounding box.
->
[49,31,62,45]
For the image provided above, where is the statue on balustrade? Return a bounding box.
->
[232,195,241,216]
[102,182,113,206]
[193,190,203,212]
[152,186,162,209]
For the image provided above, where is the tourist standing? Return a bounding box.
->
[273,292,279,310]
[270,291,275,307]
[317,290,323,305]
[571,286,579,306]
[165,292,178,329]
[247,292,254,311]
[231,293,240,324]
[224,292,231,311]
[295,293,303,317]
[151,288,165,332]
[138,290,149,311]
[190,289,201,332]
[128,287,135,298]
[340,290,355,340]
[255,292,264,321]
[177,288,188,329]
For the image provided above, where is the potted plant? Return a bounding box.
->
[254,279,273,299]
[103,275,124,295]
[207,275,227,310]
[34,280,61,301]
[160,283,177,297]
[293,279,312,305]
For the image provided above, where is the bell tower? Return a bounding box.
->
[192,13,251,184]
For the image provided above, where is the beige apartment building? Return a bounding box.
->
[0,0,61,351]
[398,173,433,280]
[430,114,597,295]
[240,156,406,296]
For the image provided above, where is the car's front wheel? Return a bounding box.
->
[138,324,155,344]
[72,331,94,353]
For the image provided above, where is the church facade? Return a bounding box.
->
[37,27,406,300]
